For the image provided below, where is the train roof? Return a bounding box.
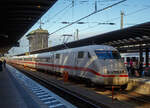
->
[54,45,117,53]
[33,45,117,58]
[15,45,118,58]
[34,52,52,59]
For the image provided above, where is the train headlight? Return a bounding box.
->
[123,70,126,74]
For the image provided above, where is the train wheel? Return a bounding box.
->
[121,84,128,90]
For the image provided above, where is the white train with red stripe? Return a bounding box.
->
[8,45,129,88]
[121,53,150,66]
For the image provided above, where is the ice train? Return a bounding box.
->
[8,45,129,88]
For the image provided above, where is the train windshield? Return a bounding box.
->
[95,50,121,59]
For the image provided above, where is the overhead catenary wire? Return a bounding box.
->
[43,1,78,31]
[125,6,150,16]
[49,0,127,36]
[106,6,150,22]
[80,6,150,33]
[43,2,73,25]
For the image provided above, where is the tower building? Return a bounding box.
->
[26,28,49,52]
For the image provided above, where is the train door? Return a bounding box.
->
[53,54,58,72]
[47,54,53,71]
[48,54,55,72]
[68,52,76,76]
[59,53,67,74]
[32,57,36,68]
[76,51,89,77]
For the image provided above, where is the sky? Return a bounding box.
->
[8,0,150,55]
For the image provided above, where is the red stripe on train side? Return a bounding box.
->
[19,61,128,78]
[119,75,128,77]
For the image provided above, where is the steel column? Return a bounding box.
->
[139,45,143,76]
[139,46,143,64]
[146,47,149,67]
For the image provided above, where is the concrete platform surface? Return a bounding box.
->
[128,77,150,95]
[0,66,43,108]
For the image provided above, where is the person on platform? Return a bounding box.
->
[3,59,6,68]
[129,59,134,76]
[0,60,3,71]
[139,61,143,77]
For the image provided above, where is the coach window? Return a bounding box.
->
[35,58,40,62]
[78,51,84,59]
[88,52,91,58]
[41,58,47,62]
[19,58,22,61]
[28,58,32,61]
[46,58,49,62]
[47,58,50,62]
[49,56,52,62]
[56,54,60,59]
[43,58,47,62]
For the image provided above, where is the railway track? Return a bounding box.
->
[10,64,150,108]
[11,64,107,108]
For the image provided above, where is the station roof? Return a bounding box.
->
[0,0,57,54]
[26,21,150,55]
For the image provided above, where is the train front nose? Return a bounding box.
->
[103,60,129,85]
[104,75,129,85]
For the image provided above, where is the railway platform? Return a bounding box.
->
[0,65,77,108]
[0,65,45,108]
[128,76,150,95]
